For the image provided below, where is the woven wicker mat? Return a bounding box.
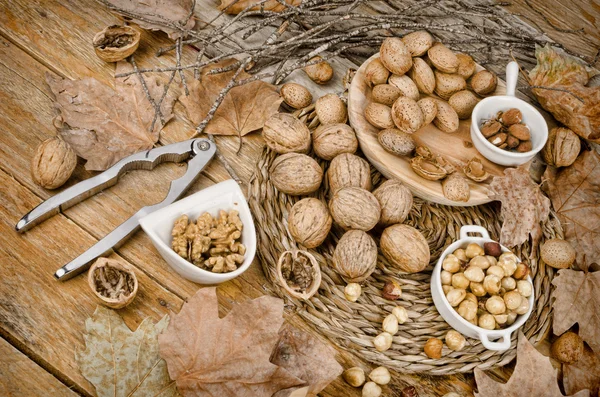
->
[247,141,562,375]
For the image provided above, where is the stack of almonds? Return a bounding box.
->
[479,108,532,152]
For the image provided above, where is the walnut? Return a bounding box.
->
[333,230,378,282]
[312,123,358,160]
[270,153,323,195]
[31,136,77,189]
[380,224,430,273]
[329,187,380,231]
[276,250,322,300]
[93,25,140,63]
[542,127,581,167]
[288,198,332,248]
[88,258,138,309]
[263,113,311,154]
[327,153,372,194]
[372,179,413,226]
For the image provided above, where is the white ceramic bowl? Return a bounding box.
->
[430,225,534,351]
[139,179,256,284]
[470,62,548,167]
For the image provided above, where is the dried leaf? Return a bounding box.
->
[544,150,600,270]
[102,0,195,39]
[474,331,589,397]
[487,164,551,248]
[552,268,600,354]
[529,45,600,143]
[77,306,177,397]
[179,59,282,137]
[271,324,343,397]
[158,287,304,397]
[218,0,301,15]
[564,345,600,396]
[47,62,176,171]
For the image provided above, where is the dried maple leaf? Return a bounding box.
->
[544,150,600,270]
[564,345,600,396]
[102,0,195,39]
[474,331,589,397]
[552,268,600,354]
[77,306,177,397]
[487,164,551,248]
[47,62,176,171]
[179,59,282,138]
[529,45,600,143]
[271,324,343,397]
[218,0,301,15]
[158,287,304,397]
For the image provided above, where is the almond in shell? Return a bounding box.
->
[378,129,416,157]
[410,57,435,94]
[456,53,476,79]
[448,90,479,119]
[379,38,413,75]
[365,58,390,87]
[312,123,358,160]
[365,102,395,129]
[442,173,470,202]
[371,84,402,106]
[433,100,459,133]
[280,83,312,109]
[427,43,459,73]
[316,94,347,125]
[470,70,497,95]
[401,31,433,57]
[391,97,424,133]
[434,71,466,100]
[388,74,420,101]
[417,97,438,125]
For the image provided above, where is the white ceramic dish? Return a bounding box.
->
[431,225,534,351]
[470,62,548,167]
[139,179,256,284]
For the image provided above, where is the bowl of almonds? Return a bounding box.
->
[431,225,534,351]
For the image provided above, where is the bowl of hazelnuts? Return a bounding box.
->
[431,225,534,351]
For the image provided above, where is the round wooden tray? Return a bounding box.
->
[348,54,508,206]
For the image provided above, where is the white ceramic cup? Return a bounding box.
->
[430,225,534,351]
[470,62,548,167]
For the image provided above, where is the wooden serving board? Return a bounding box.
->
[348,54,508,207]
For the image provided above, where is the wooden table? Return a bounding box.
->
[0,1,597,396]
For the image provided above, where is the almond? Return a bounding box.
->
[480,120,502,137]
[508,124,531,140]
[280,83,312,109]
[488,132,508,146]
[391,97,424,133]
[442,173,470,202]
[365,58,390,87]
[380,37,413,75]
[434,71,466,100]
[315,94,347,125]
[516,140,532,152]
[378,128,416,157]
[388,74,420,101]
[365,102,395,129]
[456,53,476,79]
[501,108,522,125]
[401,30,433,57]
[427,43,459,73]
[371,84,402,106]
[433,100,459,133]
[506,134,520,148]
[470,70,497,95]
[417,97,438,125]
[448,90,479,119]
[304,56,334,84]
[409,57,435,94]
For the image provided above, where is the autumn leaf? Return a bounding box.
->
[487,164,551,249]
[271,324,343,397]
[47,61,177,171]
[179,58,282,138]
[158,287,304,397]
[564,345,600,396]
[474,331,589,397]
[218,0,301,15]
[552,268,600,354]
[102,0,195,39]
[77,306,177,397]
[544,150,600,270]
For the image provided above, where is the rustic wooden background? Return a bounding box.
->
[0,0,597,396]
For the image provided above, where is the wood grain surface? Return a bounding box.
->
[0,0,597,395]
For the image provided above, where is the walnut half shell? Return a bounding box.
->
[463,157,490,182]
[276,250,322,300]
[88,258,138,309]
[93,25,140,62]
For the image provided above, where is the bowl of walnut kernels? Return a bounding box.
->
[140,180,256,284]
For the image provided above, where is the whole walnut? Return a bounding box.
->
[31,136,77,189]
[329,187,380,231]
[327,153,372,194]
[333,229,378,282]
[312,123,358,160]
[270,153,323,196]
[380,224,430,273]
[373,180,413,226]
[263,113,311,154]
[288,198,332,248]
[542,127,581,167]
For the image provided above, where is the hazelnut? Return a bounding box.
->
[517,280,533,297]
[464,266,485,283]
[500,108,523,125]
[392,306,409,324]
[541,238,576,269]
[464,292,478,304]
[499,258,517,277]
[487,265,505,279]
[362,381,382,397]
[451,273,470,289]
[469,256,491,270]
[442,254,462,273]
[442,285,454,295]
[446,288,466,307]
[515,296,530,315]
[506,311,518,326]
[373,332,393,352]
[465,243,485,259]
[382,314,399,335]
[503,291,522,311]
[486,255,498,267]
[457,299,477,321]
[368,366,391,385]
[501,277,516,291]
[345,283,362,302]
[445,330,466,351]
[483,242,502,257]
[441,270,453,285]
[303,56,333,84]
[478,313,496,330]
[382,280,402,300]
[551,332,584,364]
[453,249,468,263]
[470,282,486,297]
[494,314,508,326]
[486,295,506,314]
[483,275,501,295]
[424,338,443,359]
[343,366,366,387]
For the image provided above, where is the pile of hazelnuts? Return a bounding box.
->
[479,108,532,153]
[441,241,533,330]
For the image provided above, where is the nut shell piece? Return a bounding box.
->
[88,258,138,309]
[93,25,140,62]
[304,56,334,84]
[379,37,413,75]
[288,198,332,248]
[380,224,430,273]
[542,127,581,167]
[31,136,77,189]
[327,153,372,193]
[276,250,322,300]
[270,153,323,195]
[378,129,416,157]
[315,94,347,125]
[392,96,425,133]
[410,57,436,94]
[263,113,311,154]
[333,229,378,282]
[373,179,413,226]
[312,123,358,160]
[427,43,459,73]
[401,30,433,57]
[410,155,448,181]
[463,157,490,182]
[329,187,380,231]
[442,174,470,202]
[280,83,312,109]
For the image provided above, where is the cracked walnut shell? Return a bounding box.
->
[277,250,321,300]
[288,198,332,248]
[270,153,323,195]
[31,136,77,189]
[333,230,378,283]
[329,187,380,231]
[93,25,140,63]
[88,258,138,309]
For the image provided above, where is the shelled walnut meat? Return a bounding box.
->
[171,210,245,274]
[88,258,138,309]
[277,250,322,300]
[479,108,532,152]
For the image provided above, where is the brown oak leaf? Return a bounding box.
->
[218,0,301,15]
[158,287,304,397]
[544,149,600,270]
[271,324,343,397]
[564,345,600,396]
[552,268,600,354]
[102,0,195,39]
[474,331,589,397]
[487,164,551,248]
[47,62,176,171]
[179,59,282,138]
